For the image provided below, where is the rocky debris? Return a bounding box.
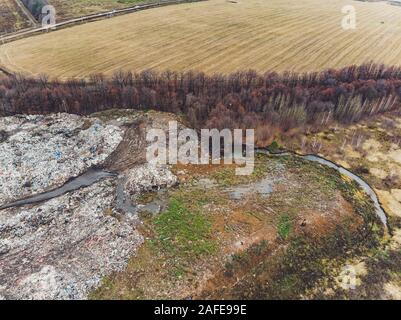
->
[0,113,123,205]
[17,266,76,300]
[0,241,10,255]
[124,163,178,195]
[0,178,143,300]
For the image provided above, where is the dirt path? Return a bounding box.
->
[0,0,206,45]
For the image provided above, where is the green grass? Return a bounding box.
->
[277,214,292,240]
[267,140,281,153]
[335,176,379,228]
[153,198,215,258]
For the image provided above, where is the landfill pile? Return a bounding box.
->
[0,178,143,299]
[0,111,179,299]
[0,114,123,205]
[124,163,177,195]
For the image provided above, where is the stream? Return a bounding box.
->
[258,150,387,226]
[0,169,116,210]
[304,154,387,225]
[0,151,388,226]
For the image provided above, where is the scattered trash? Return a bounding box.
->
[54,150,62,160]
[0,113,123,205]
[0,179,143,299]
[0,111,180,299]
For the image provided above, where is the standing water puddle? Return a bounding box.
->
[115,177,137,214]
[227,177,273,200]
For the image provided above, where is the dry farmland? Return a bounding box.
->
[1,0,401,78]
[0,0,34,35]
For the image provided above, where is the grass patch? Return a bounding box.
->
[281,154,380,228]
[91,151,386,300]
[241,223,381,299]
[277,214,292,240]
[267,140,281,153]
[153,198,215,258]
[336,176,379,229]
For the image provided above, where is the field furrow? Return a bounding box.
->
[1,0,401,78]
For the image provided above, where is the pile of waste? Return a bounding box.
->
[0,111,180,299]
[0,114,123,205]
[0,178,143,299]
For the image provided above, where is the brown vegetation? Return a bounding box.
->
[2,64,401,145]
[0,0,33,35]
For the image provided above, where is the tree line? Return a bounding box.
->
[1,63,401,145]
